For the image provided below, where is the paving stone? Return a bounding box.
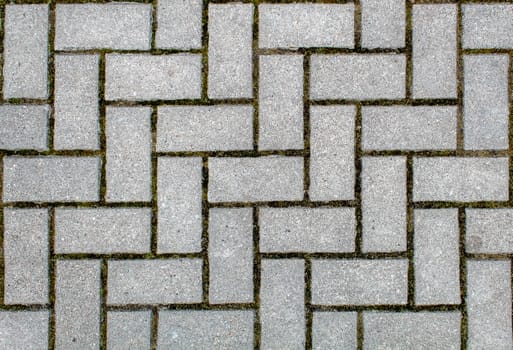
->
[309,105,355,201]
[361,0,405,49]
[157,310,254,349]
[105,54,202,101]
[54,54,99,150]
[55,208,151,254]
[208,156,304,202]
[414,209,460,305]
[106,106,152,202]
[209,208,254,304]
[3,5,48,99]
[107,259,203,305]
[157,105,253,152]
[155,0,202,50]
[208,3,253,99]
[0,311,49,349]
[3,156,100,202]
[413,157,509,202]
[363,312,461,350]
[463,54,509,150]
[311,259,408,305]
[107,311,152,350]
[412,4,457,99]
[467,260,513,350]
[259,207,355,253]
[310,54,406,100]
[312,312,357,350]
[463,4,513,49]
[55,3,152,50]
[466,209,513,253]
[258,55,303,150]
[0,105,48,151]
[259,4,354,49]
[362,106,457,151]
[4,209,48,304]
[260,259,305,349]
[157,157,202,253]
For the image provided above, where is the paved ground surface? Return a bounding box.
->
[0,0,512,349]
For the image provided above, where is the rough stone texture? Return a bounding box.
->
[312,312,357,350]
[107,311,152,350]
[466,209,513,253]
[462,4,513,49]
[0,311,49,349]
[0,105,48,151]
[156,0,202,50]
[361,0,405,49]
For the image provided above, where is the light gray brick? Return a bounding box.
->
[56,260,101,350]
[362,106,457,150]
[310,105,355,201]
[106,107,152,202]
[3,156,100,202]
[0,105,48,151]
[312,312,357,350]
[157,157,202,253]
[107,259,203,305]
[261,259,305,349]
[412,4,457,98]
[258,55,303,150]
[361,0,405,49]
[0,311,49,350]
[310,55,406,100]
[157,311,254,349]
[259,4,354,49]
[54,54,99,150]
[55,3,151,50]
[414,209,460,305]
[107,311,152,350]
[208,4,253,99]
[413,157,509,202]
[466,209,513,253]
[259,207,355,253]
[157,105,253,152]
[467,260,512,350]
[156,0,202,49]
[105,54,202,101]
[4,209,48,304]
[463,4,513,49]
[209,208,253,304]
[463,54,509,150]
[312,259,408,305]
[3,5,48,99]
[55,208,151,254]
[363,312,461,350]
[208,156,303,202]
[362,157,406,252]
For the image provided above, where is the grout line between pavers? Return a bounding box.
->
[150,106,158,256]
[508,52,513,204]
[456,2,464,152]
[98,52,107,204]
[357,311,363,350]
[458,208,468,350]
[354,103,363,255]
[304,257,313,350]
[47,1,56,151]
[405,0,413,99]
[150,306,159,350]
[100,259,108,350]
[252,206,261,349]
[201,0,209,102]
[302,53,311,202]
[47,206,56,350]
[406,156,415,307]
[201,157,210,305]
[0,156,4,306]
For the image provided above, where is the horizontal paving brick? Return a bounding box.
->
[361,0,405,49]
[55,3,152,50]
[413,157,509,202]
[310,54,406,100]
[466,209,513,253]
[107,311,152,350]
[259,4,354,48]
[208,156,304,202]
[155,0,202,49]
[259,207,355,253]
[312,259,408,305]
[3,156,100,202]
[107,259,203,305]
[0,105,48,151]
[0,311,49,349]
[105,54,202,101]
[312,312,357,350]
[463,4,513,49]
[157,105,253,152]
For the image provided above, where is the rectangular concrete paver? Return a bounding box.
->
[107,311,152,350]
[463,4,513,49]
[361,0,405,49]
[312,312,357,350]
[466,209,513,253]
[0,105,49,151]
[0,311,49,350]
[155,0,202,50]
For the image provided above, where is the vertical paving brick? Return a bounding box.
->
[0,105,48,151]
[467,260,512,350]
[209,208,253,304]
[54,54,99,150]
[466,209,513,253]
[56,260,101,350]
[310,106,355,201]
[362,157,406,252]
[312,312,357,350]
[463,4,513,49]
[0,311,49,349]
[463,55,509,150]
[414,209,460,305]
[208,4,253,99]
[107,311,152,350]
[258,55,303,150]
[106,107,152,202]
[157,157,202,253]
[4,209,48,304]
[412,5,457,98]
[156,0,202,49]
[3,5,48,99]
[361,0,405,48]
[261,259,305,349]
